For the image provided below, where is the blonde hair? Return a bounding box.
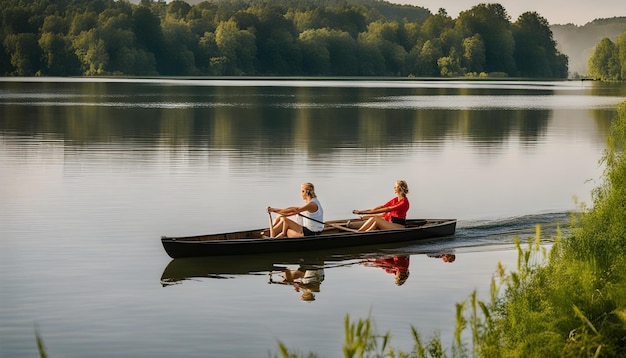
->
[302,182,317,198]
[396,180,409,197]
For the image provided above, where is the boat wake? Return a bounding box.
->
[394,211,572,255]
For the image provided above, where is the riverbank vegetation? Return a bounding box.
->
[277,101,626,357]
[1,0,567,78]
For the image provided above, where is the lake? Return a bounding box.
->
[1,78,625,357]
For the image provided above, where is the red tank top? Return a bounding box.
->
[382,197,409,221]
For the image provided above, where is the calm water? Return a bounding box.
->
[1,78,625,357]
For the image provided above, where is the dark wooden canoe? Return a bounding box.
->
[161,218,456,258]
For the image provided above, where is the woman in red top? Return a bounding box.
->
[352,180,410,231]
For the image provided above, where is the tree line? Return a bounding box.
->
[0,0,568,78]
[588,29,626,80]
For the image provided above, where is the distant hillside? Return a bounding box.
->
[551,17,626,77]
[348,0,431,23]
[180,0,431,23]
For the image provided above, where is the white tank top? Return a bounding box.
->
[299,197,324,232]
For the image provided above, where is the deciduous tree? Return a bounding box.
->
[588,37,620,80]
[457,4,516,75]
[3,33,41,75]
[513,12,567,78]
[215,19,256,75]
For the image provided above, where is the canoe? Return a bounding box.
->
[161,218,456,258]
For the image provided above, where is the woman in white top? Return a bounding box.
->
[267,182,324,238]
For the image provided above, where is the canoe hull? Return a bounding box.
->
[161,219,456,258]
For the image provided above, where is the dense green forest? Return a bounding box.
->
[0,0,568,77]
[587,28,626,80]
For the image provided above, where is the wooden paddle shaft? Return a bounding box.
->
[268,211,275,237]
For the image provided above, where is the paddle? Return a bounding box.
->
[267,210,275,237]
[297,213,360,233]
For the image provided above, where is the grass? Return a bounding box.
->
[35,324,47,358]
[275,101,626,357]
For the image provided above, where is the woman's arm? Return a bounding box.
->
[268,201,318,216]
[353,204,390,215]
[268,206,299,216]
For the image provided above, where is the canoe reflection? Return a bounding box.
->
[161,253,328,286]
[160,249,457,300]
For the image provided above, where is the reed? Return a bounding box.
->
[35,324,47,358]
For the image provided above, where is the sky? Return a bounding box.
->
[393,0,625,25]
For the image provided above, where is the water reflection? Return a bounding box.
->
[1,79,620,157]
[160,254,291,285]
[160,246,459,302]
[159,246,416,286]
[362,256,411,286]
[1,97,555,149]
[269,265,325,302]
[428,253,457,263]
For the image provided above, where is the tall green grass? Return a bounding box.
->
[276,102,626,357]
[35,324,47,358]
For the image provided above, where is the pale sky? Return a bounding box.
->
[393,0,625,25]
